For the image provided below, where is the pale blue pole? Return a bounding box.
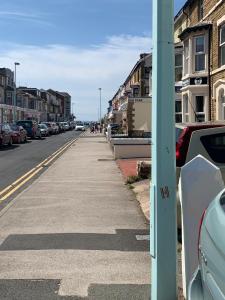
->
[150,0,177,299]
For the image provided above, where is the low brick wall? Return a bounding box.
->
[113,144,151,159]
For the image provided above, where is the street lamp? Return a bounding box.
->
[98,88,102,124]
[14,62,20,122]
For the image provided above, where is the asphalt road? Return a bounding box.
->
[0,130,81,192]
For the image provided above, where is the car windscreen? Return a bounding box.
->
[17,122,31,128]
[39,124,46,129]
[10,125,19,131]
[201,133,225,163]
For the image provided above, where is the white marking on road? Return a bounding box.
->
[135,235,150,241]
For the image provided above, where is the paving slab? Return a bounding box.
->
[0,133,150,299]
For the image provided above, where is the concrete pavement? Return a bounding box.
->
[0,133,150,299]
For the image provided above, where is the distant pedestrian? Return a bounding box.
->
[95,123,98,133]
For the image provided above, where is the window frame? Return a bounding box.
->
[194,35,206,72]
[184,39,189,76]
[220,24,225,66]
[175,99,182,123]
[175,53,183,82]
[195,95,205,122]
[183,94,189,122]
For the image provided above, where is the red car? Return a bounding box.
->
[0,124,13,146]
[10,124,27,144]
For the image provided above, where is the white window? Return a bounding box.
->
[183,94,189,122]
[194,35,205,72]
[184,40,189,75]
[175,100,182,123]
[220,24,225,66]
[219,88,225,120]
[195,95,205,122]
[175,54,182,81]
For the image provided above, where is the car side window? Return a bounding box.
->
[201,133,225,163]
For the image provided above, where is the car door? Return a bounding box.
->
[2,124,8,144]
[5,124,11,144]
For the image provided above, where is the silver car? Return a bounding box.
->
[38,124,49,136]
[188,189,225,299]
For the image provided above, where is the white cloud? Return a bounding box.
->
[0,35,152,120]
[0,10,52,26]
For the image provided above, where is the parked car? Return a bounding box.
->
[176,123,225,230]
[188,189,225,299]
[41,122,54,135]
[56,122,64,133]
[75,123,85,131]
[10,124,27,143]
[62,122,69,131]
[17,120,41,139]
[69,121,75,130]
[0,123,13,146]
[38,124,49,137]
[51,122,59,134]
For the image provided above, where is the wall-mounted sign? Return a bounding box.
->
[194,78,202,85]
[190,77,208,85]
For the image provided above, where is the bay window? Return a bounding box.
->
[194,35,205,72]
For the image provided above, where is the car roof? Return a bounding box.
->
[176,122,225,129]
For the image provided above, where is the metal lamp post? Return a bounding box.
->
[150,0,177,299]
[98,88,102,124]
[14,62,20,123]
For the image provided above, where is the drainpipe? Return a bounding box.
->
[208,26,212,121]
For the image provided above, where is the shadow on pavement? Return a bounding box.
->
[0,229,149,252]
[0,279,150,300]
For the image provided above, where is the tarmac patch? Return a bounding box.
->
[0,229,149,252]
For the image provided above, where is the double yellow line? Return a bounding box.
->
[0,136,80,203]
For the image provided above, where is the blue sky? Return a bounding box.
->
[0,0,186,120]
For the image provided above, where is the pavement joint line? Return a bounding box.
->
[0,135,80,203]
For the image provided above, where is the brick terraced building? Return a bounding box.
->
[175,0,225,122]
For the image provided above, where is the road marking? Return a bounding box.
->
[135,235,150,241]
[0,167,43,202]
[0,134,83,204]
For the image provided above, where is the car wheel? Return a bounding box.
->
[24,136,28,143]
